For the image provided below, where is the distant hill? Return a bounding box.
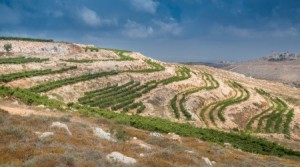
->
[218,52,300,88]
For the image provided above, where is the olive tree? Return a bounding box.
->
[4,43,12,52]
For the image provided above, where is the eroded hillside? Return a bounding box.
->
[1,39,300,166]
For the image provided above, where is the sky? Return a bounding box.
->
[1,0,300,62]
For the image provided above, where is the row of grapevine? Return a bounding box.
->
[0,86,63,111]
[114,51,135,61]
[78,67,191,113]
[0,66,77,82]
[124,59,165,73]
[247,88,294,137]
[79,80,155,112]
[62,59,96,63]
[171,72,219,120]
[158,67,190,84]
[0,36,54,42]
[27,60,165,93]
[200,81,249,127]
[84,47,99,52]
[30,71,119,92]
[0,57,49,64]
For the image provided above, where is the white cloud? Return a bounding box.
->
[153,19,182,36]
[123,19,182,38]
[129,0,159,14]
[123,20,154,38]
[79,7,101,26]
[79,7,117,27]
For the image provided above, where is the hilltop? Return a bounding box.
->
[0,37,300,166]
[221,52,300,88]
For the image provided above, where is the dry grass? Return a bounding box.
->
[0,106,300,167]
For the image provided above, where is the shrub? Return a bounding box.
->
[4,43,12,52]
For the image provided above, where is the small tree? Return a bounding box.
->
[4,43,12,52]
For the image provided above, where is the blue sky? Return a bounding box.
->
[1,0,300,62]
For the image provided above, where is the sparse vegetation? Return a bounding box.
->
[0,56,49,64]
[0,66,77,82]
[3,43,12,52]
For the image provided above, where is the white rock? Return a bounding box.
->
[139,143,151,150]
[37,105,45,108]
[39,132,54,140]
[150,132,163,138]
[93,127,116,142]
[202,157,215,166]
[139,153,145,157]
[224,142,232,148]
[50,122,72,135]
[169,133,181,142]
[185,150,194,154]
[106,152,137,164]
[133,137,137,140]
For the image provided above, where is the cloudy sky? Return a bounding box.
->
[1,0,300,62]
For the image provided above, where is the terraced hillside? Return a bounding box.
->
[1,39,300,166]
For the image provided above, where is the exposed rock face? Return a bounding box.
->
[0,40,78,55]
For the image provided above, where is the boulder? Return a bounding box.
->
[50,122,72,135]
[93,127,116,142]
[106,152,137,164]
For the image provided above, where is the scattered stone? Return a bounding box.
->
[168,133,181,143]
[150,132,163,138]
[139,143,151,150]
[50,122,72,135]
[139,153,145,157]
[202,157,215,166]
[37,105,45,108]
[224,142,232,148]
[93,127,116,142]
[106,152,137,164]
[133,137,137,140]
[38,132,54,140]
[185,150,194,154]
